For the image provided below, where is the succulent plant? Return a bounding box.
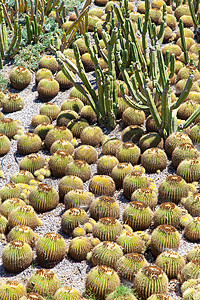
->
[40,102,60,120]
[0,133,10,156]
[165,132,193,157]
[29,183,59,212]
[181,193,200,217]
[153,202,182,228]
[189,123,200,144]
[0,198,26,218]
[116,231,145,254]
[139,133,164,152]
[35,68,53,84]
[180,260,200,283]
[19,154,45,174]
[122,107,145,126]
[151,225,180,257]
[0,118,19,138]
[73,226,86,237]
[31,114,51,128]
[70,86,88,105]
[64,189,94,211]
[7,225,38,248]
[123,172,151,199]
[184,217,200,242]
[17,133,42,155]
[9,66,32,90]
[2,94,25,113]
[158,175,189,204]
[49,139,74,156]
[34,123,54,140]
[97,155,119,176]
[55,70,75,89]
[90,241,123,267]
[181,278,200,294]
[80,105,97,124]
[10,170,34,184]
[89,196,120,220]
[89,175,116,196]
[178,100,200,121]
[2,240,33,273]
[37,78,59,100]
[123,201,153,231]
[48,150,74,178]
[0,280,26,299]
[172,143,199,169]
[0,213,8,233]
[68,236,92,261]
[85,265,120,299]
[80,126,103,147]
[8,205,42,229]
[65,160,91,182]
[67,118,89,138]
[54,286,84,300]
[115,253,148,281]
[19,292,46,300]
[45,126,73,149]
[141,148,168,173]
[93,217,123,241]
[39,55,58,73]
[147,295,175,300]
[131,188,158,209]
[61,207,89,234]
[134,265,168,299]
[155,250,186,279]
[186,246,200,262]
[56,110,78,127]
[36,232,66,267]
[74,145,98,164]
[59,175,84,200]
[146,115,159,133]
[61,98,84,113]
[102,138,123,156]
[177,158,200,183]
[180,212,193,228]
[116,142,141,165]
[26,269,60,296]
[111,163,134,189]
[0,183,22,202]
[122,125,145,143]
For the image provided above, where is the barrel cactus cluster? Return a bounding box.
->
[1,0,200,299]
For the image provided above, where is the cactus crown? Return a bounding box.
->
[179,143,195,150]
[9,240,24,248]
[55,150,70,157]
[99,196,115,204]
[163,250,180,258]
[25,133,35,138]
[98,265,114,275]
[160,203,176,210]
[140,187,154,194]
[130,201,148,209]
[27,154,40,160]
[55,126,67,131]
[142,265,163,277]
[166,175,183,183]
[191,259,200,266]
[1,118,14,124]
[7,94,21,100]
[5,183,16,189]
[69,207,84,216]
[102,241,119,250]
[100,217,117,225]
[158,225,177,233]
[38,184,53,192]
[73,160,87,167]
[16,66,27,73]
[35,269,55,279]
[123,142,136,148]
[5,280,19,286]
[118,163,130,169]
[44,233,62,240]
[126,253,145,261]
[15,225,32,232]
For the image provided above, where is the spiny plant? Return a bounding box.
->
[89,241,123,268]
[26,269,60,296]
[85,265,120,299]
[116,230,145,254]
[68,236,92,261]
[131,187,158,209]
[0,280,26,299]
[59,175,84,200]
[92,217,123,242]
[89,195,120,220]
[153,202,182,228]
[64,189,94,211]
[61,207,89,235]
[0,198,26,218]
[2,240,33,273]
[89,175,116,196]
[36,232,66,267]
[7,225,38,248]
[105,285,138,300]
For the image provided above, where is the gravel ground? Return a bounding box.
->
[0,3,199,300]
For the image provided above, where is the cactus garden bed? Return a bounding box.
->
[1,0,200,299]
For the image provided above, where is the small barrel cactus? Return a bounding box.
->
[61,207,89,234]
[68,236,92,261]
[93,217,123,241]
[9,66,32,90]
